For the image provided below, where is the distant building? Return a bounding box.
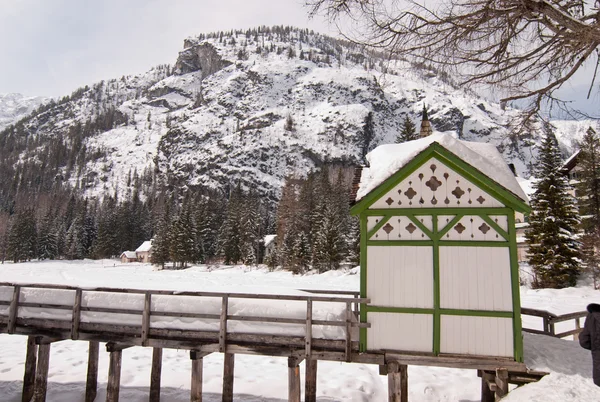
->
[135,240,153,263]
[263,234,277,261]
[120,251,137,263]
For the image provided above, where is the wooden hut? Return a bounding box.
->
[351,133,529,362]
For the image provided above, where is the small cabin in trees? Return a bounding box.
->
[135,240,153,263]
[120,251,137,263]
[351,133,529,362]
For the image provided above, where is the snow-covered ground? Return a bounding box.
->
[1,260,600,401]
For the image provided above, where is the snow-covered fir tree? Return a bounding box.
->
[526,123,581,288]
[575,127,600,233]
[396,115,418,143]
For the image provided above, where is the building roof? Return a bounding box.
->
[263,234,277,247]
[135,240,153,253]
[120,251,137,259]
[355,133,528,204]
[560,149,580,174]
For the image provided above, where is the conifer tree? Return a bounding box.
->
[526,123,581,288]
[152,207,171,269]
[361,112,375,160]
[575,127,600,234]
[396,115,418,143]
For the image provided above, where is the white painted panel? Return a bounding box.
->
[437,215,456,233]
[367,312,433,352]
[370,216,430,241]
[367,216,385,232]
[489,215,509,232]
[369,157,504,209]
[414,215,433,231]
[439,247,512,311]
[441,215,505,242]
[440,315,513,357]
[367,246,434,308]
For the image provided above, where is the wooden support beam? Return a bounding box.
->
[106,349,123,402]
[305,299,312,358]
[22,336,37,402]
[8,285,20,334]
[219,296,228,353]
[480,371,496,402]
[85,341,99,402]
[288,357,301,402]
[33,343,50,402]
[190,351,206,402]
[71,289,82,340]
[495,368,509,400]
[149,347,162,402]
[387,361,405,402]
[141,292,151,346]
[344,302,352,362]
[222,353,235,402]
[305,359,317,402]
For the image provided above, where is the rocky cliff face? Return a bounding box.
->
[1,27,596,204]
[0,93,47,131]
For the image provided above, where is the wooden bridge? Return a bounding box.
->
[0,282,574,402]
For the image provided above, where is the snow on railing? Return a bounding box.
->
[0,282,369,361]
[521,307,587,339]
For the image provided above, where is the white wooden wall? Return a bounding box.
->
[367,246,433,308]
[439,247,512,311]
[440,315,513,357]
[370,157,503,209]
[368,312,433,352]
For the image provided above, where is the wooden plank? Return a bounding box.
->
[520,307,556,318]
[106,349,123,402]
[549,311,587,323]
[219,296,228,353]
[555,328,584,339]
[305,359,317,402]
[149,347,162,402]
[400,364,408,402]
[345,301,352,362]
[8,285,20,334]
[384,352,527,371]
[85,341,99,402]
[495,368,509,400]
[574,318,581,340]
[387,361,401,402]
[288,357,301,402]
[141,292,151,346]
[33,343,50,402]
[190,353,203,402]
[22,336,37,402]
[522,328,550,336]
[222,353,235,402]
[71,289,82,340]
[480,371,495,402]
[305,299,312,358]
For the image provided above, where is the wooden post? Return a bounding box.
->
[8,285,20,334]
[305,359,317,402]
[305,299,312,358]
[222,353,235,402]
[288,357,301,402]
[106,348,123,402]
[495,368,509,400]
[86,341,99,402]
[33,343,51,402]
[219,296,229,353]
[22,336,37,402]
[149,348,162,402]
[190,351,205,402]
[399,364,408,402]
[574,318,581,340]
[480,371,495,402]
[71,289,82,340]
[344,301,352,362]
[141,292,151,346]
[387,361,401,402]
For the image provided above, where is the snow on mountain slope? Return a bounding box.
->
[0,93,47,131]
[3,27,597,202]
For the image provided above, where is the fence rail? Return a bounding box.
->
[521,307,587,339]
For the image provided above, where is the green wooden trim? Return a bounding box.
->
[351,144,530,215]
[508,213,524,362]
[366,240,433,247]
[439,309,514,318]
[480,214,509,241]
[367,214,392,240]
[438,240,509,247]
[407,215,434,240]
[366,306,435,314]
[363,207,514,216]
[436,214,464,240]
[359,213,368,352]
[433,217,441,355]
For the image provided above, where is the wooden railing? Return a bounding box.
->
[521,307,587,339]
[0,282,369,361]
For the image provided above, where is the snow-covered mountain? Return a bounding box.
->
[0,93,47,131]
[1,27,597,203]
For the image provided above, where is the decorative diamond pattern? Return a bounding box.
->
[383,223,394,234]
[430,164,437,173]
[476,195,486,204]
[478,223,490,234]
[454,223,466,234]
[452,186,465,199]
[405,223,417,233]
[404,187,417,199]
[386,197,394,206]
[425,176,442,191]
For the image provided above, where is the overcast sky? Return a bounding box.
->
[0,0,333,98]
[0,0,596,117]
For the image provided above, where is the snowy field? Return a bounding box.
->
[1,260,600,401]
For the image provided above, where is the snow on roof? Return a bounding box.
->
[121,251,137,259]
[263,234,277,246]
[356,132,528,203]
[516,176,536,201]
[135,240,152,253]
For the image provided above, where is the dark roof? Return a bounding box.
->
[349,166,363,206]
[560,150,580,174]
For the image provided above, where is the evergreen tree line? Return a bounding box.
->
[271,166,359,274]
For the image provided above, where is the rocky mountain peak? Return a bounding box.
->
[175,41,232,77]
